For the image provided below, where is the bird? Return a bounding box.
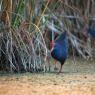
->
[88,26,95,47]
[83,23,95,47]
[83,22,95,47]
[51,31,68,74]
[87,27,95,38]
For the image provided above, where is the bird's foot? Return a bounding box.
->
[57,71,61,75]
[54,67,59,71]
[57,68,62,74]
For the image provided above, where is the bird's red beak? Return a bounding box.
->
[50,41,55,51]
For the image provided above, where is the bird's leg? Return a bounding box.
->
[54,60,58,70]
[48,60,51,72]
[57,62,64,74]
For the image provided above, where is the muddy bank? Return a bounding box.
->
[0,59,95,95]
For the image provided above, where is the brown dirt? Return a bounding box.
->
[0,59,95,95]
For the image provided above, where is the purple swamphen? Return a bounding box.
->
[83,23,95,47]
[51,31,68,74]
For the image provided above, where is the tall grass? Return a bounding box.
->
[0,0,95,72]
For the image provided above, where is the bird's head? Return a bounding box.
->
[50,31,59,51]
[50,41,55,50]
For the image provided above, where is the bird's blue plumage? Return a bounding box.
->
[51,31,68,63]
[87,28,95,38]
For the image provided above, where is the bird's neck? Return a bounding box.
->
[50,41,55,51]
